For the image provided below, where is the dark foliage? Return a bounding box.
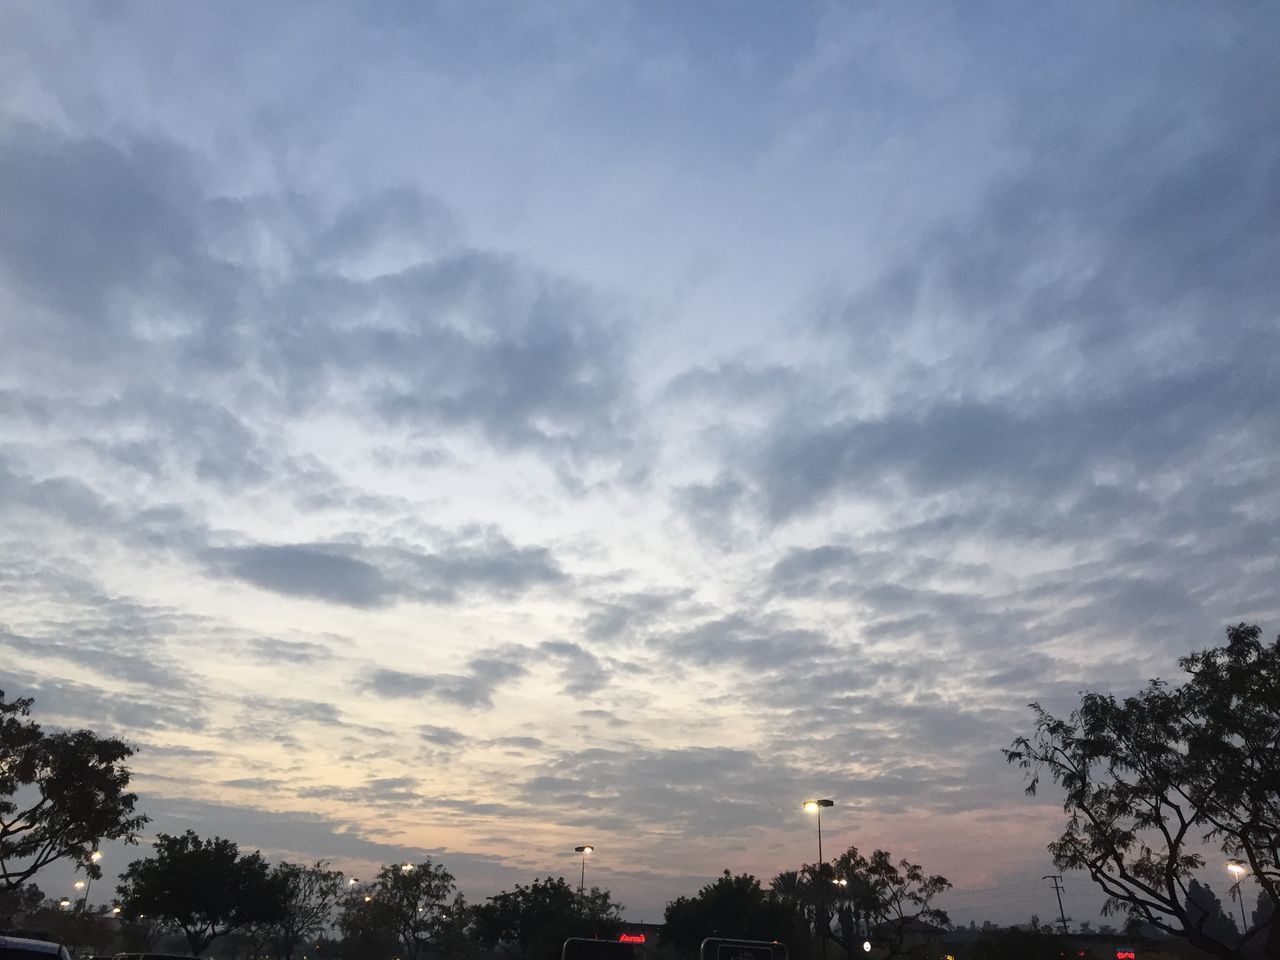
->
[116,830,282,956]
[662,870,809,958]
[471,875,622,960]
[0,689,147,889]
[1006,624,1280,959]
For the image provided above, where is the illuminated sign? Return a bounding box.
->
[619,935,647,944]
[1116,951,1136,960]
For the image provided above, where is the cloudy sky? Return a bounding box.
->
[2,0,1278,928]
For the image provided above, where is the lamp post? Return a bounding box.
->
[575,845,594,900]
[804,799,834,960]
[1226,860,1249,934]
[76,850,102,911]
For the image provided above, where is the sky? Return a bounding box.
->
[1,0,1278,930]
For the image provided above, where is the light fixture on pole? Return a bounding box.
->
[1226,860,1249,933]
[803,799,834,960]
[575,845,594,899]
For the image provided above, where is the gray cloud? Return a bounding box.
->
[419,724,469,747]
[206,544,392,608]
[247,636,337,665]
[204,533,564,609]
[363,651,529,709]
[0,123,640,470]
[538,640,610,696]
[657,614,834,672]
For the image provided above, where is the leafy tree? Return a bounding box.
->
[116,913,175,952]
[829,847,950,958]
[0,882,44,926]
[0,689,147,889]
[267,861,346,960]
[116,830,283,956]
[336,861,461,960]
[662,870,809,957]
[1005,624,1280,959]
[471,875,622,960]
[1186,881,1240,949]
[769,870,809,917]
[335,889,399,960]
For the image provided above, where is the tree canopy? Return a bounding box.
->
[662,870,808,957]
[0,689,146,889]
[472,875,622,960]
[259,860,346,960]
[116,830,282,956]
[337,860,463,960]
[1006,623,1280,959]
[830,846,951,957]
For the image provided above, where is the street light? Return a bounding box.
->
[401,863,415,873]
[804,800,834,960]
[575,845,594,899]
[76,850,103,909]
[1226,860,1249,932]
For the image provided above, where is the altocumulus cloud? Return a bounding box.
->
[1,0,1278,929]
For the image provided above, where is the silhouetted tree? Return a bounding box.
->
[336,861,462,960]
[1186,881,1240,948]
[662,870,809,957]
[1006,624,1280,959]
[116,830,282,956]
[471,875,622,960]
[278,861,345,960]
[830,847,950,958]
[0,882,44,926]
[0,689,146,889]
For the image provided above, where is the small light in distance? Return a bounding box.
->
[862,941,871,953]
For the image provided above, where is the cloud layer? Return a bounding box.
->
[1,0,1277,928]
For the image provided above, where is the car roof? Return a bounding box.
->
[0,936,66,954]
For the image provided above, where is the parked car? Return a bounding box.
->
[0,935,73,960]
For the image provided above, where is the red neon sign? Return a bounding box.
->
[1116,952,1135,960]
[619,934,647,944]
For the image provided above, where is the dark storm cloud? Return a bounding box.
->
[363,651,529,709]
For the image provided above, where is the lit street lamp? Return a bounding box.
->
[804,799,834,960]
[1226,860,1249,933]
[574,845,594,899]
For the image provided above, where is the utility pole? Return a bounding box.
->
[1042,875,1070,935]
